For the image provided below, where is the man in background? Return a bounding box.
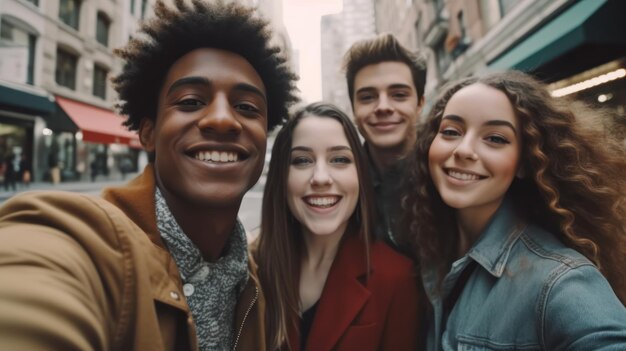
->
[344,33,427,248]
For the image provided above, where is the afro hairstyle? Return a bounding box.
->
[113,0,299,131]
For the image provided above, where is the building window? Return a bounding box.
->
[55,48,77,90]
[59,0,81,30]
[451,11,471,58]
[130,0,135,15]
[93,65,108,99]
[96,12,110,47]
[141,0,148,19]
[435,41,452,77]
[25,0,39,6]
[0,20,36,85]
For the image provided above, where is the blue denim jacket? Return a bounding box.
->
[422,199,626,350]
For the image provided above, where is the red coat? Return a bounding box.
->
[292,234,420,351]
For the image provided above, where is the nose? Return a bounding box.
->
[310,162,333,186]
[375,93,393,116]
[453,136,478,161]
[198,93,242,135]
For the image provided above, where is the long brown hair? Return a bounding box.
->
[256,102,376,350]
[401,71,626,304]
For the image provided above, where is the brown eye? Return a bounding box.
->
[291,156,313,166]
[485,135,510,144]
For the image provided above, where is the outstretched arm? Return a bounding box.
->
[0,193,119,351]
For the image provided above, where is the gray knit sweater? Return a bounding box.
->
[155,188,248,351]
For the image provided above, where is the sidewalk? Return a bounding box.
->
[0,175,137,202]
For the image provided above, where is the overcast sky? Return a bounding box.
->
[282,0,342,102]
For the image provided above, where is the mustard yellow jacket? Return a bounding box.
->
[0,165,265,351]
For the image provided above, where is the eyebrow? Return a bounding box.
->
[166,77,267,103]
[167,76,210,95]
[290,145,352,152]
[355,83,413,95]
[442,114,517,133]
[234,83,267,103]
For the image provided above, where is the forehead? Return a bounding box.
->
[354,61,415,90]
[160,48,266,95]
[292,116,350,147]
[444,83,518,126]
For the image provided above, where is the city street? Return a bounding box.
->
[0,177,264,235]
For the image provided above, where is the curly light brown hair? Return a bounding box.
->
[113,0,298,131]
[401,70,626,304]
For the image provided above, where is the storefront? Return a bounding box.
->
[53,96,142,182]
[0,81,55,184]
[488,0,626,140]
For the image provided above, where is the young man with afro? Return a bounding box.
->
[0,1,298,350]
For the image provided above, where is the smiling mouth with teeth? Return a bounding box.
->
[447,170,484,181]
[305,196,340,208]
[194,151,239,163]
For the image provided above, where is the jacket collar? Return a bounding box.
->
[305,233,371,351]
[466,197,527,278]
[102,164,166,249]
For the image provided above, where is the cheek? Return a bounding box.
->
[428,138,446,168]
[353,105,369,122]
[499,160,519,182]
[287,169,305,210]
[248,122,268,149]
[487,149,520,180]
[345,167,359,199]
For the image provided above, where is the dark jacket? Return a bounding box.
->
[365,145,406,251]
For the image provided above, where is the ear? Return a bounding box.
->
[418,95,425,108]
[416,95,425,115]
[138,118,156,153]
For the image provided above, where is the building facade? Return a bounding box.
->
[373,0,626,136]
[321,0,377,115]
[0,0,151,184]
[0,0,294,185]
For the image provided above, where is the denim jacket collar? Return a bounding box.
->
[466,197,527,278]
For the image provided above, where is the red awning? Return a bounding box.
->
[56,96,142,148]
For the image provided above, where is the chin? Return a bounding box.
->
[439,194,472,210]
[305,224,345,237]
[189,187,247,207]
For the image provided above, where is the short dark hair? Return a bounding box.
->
[343,33,426,107]
[113,0,298,131]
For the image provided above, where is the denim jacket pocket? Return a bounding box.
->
[456,335,540,351]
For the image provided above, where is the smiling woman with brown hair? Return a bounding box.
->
[401,70,626,351]
[255,102,420,351]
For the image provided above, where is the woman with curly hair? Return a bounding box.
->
[255,102,419,350]
[401,70,626,350]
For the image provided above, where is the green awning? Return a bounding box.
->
[489,0,611,71]
[0,83,78,131]
[0,82,56,115]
